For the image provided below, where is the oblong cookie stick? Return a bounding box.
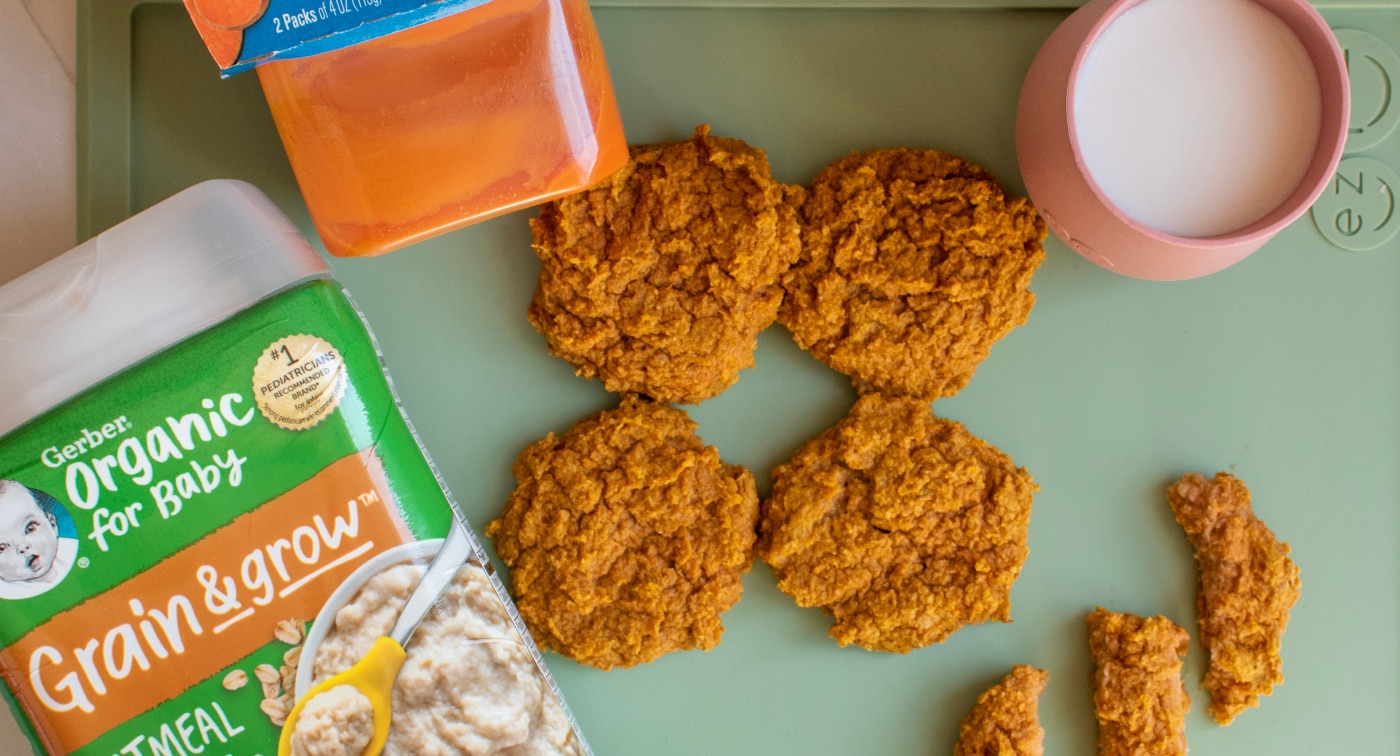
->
[1086,607,1190,756]
[1167,471,1301,725]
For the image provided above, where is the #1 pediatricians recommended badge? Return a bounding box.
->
[253,334,347,430]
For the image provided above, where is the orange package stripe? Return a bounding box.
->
[0,450,418,754]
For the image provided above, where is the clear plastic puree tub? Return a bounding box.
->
[255,0,629,258]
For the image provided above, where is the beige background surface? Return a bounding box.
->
[1,0,75,287]
[1,0,73,745]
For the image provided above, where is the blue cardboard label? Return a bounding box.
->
[183,0,493,77]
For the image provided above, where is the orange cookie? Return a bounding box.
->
[486,395,759,669]
[781,148,1045,400]
[528,125,803,404]
[1086,608,1191,756]
[1167,472,1301,725]
[953,665,1049,756]
[758,393,1036,653]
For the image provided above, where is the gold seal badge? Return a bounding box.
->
[253,334,347,430]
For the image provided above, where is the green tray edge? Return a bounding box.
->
[76,0,1397,240]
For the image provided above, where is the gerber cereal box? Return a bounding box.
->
[0,280,503,755]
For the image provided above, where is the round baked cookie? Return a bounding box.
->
[528,124,804,405]
[780,148,1046,400]
[757,392,1036,653]
[485,394,760,670]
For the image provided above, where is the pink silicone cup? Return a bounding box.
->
[1015,0,1350,281]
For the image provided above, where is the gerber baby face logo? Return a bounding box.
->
[0,480,78,600]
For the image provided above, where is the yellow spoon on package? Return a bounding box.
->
[277,519,473,756]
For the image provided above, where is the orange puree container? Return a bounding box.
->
[254,0,628,257]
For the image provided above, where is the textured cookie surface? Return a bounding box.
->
[528,124,803,404]
[757,392,1036,652]
[1168,471,1300,725]
[1086,608,1191,756]
[953,664,1049,756]
[486,395,759,669]
[780,148,1045,400]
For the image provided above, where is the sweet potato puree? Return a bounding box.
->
[256,0,627,257]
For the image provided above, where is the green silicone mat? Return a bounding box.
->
[62,1,1400,754]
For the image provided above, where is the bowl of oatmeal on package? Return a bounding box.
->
[294,538,585,755]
